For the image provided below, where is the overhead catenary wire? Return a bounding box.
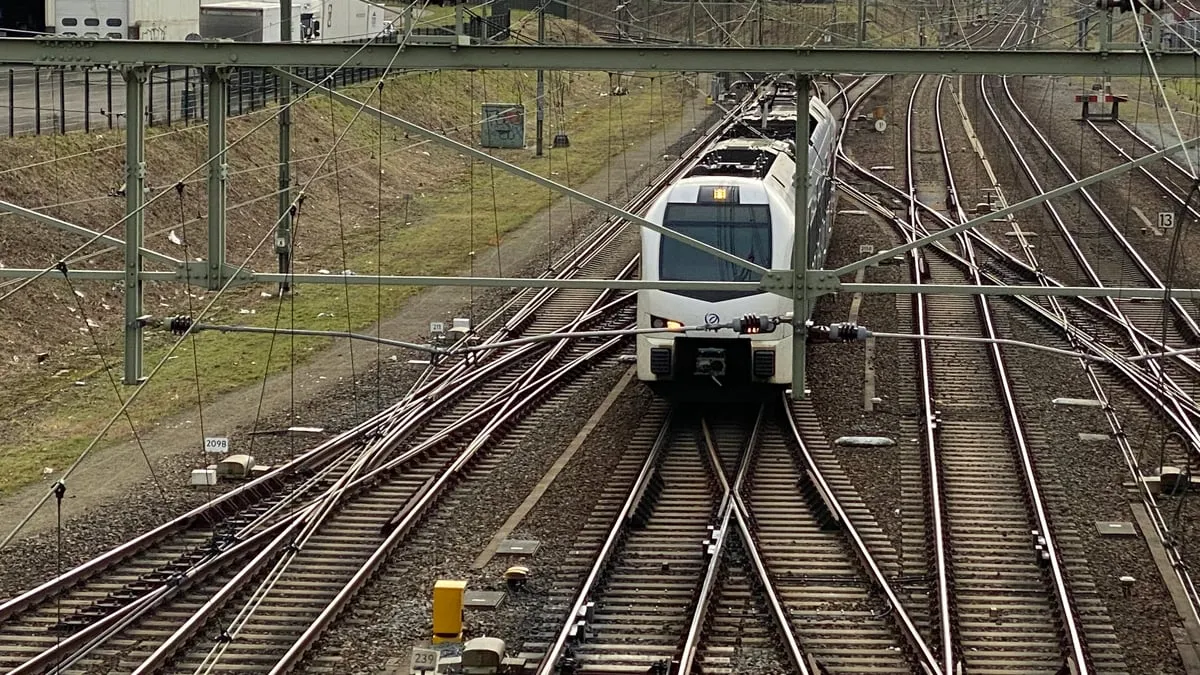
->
[0,0,430,552]
[166,6,437,672]
[375,79,385,414]
[328,85,361,421]
[56,262,167,502]
[480,70,505,279]
[0,13,422,309]
[0,99,535,294]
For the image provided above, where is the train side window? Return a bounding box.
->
[62,18,78,26]
[107,18,123,27]
[84,18,100,26]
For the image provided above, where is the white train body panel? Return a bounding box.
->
[636,93,837,394]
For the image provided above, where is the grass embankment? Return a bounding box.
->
[546,0,923,48]
[0,64,692,495]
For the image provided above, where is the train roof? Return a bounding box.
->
[685,138,793,180]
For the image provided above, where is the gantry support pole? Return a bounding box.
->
[206,67,229,291]
[792,73,810,400]
[688,0,697,45]
[123,66,148,385]
[276,0,294,294]
[536,2,545,157]
[857,0,867,45]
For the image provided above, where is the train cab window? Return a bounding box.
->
[659,203,770,301]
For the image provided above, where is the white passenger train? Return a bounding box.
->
[636,90,839,397]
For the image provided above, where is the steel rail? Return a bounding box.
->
[126,328,630,674]
[904,72,958,675]
[355,285,635,477]
[978,31,1200,441]
[980,73,1200,411]
[841,152,1200,409]
[679,408,816,674]
[0,177,655,629]
[534,413,677,675]
[0,401,398,619]
[1086,119,1200,226]
[779,392,942,674]
[843,176,1200,484]
[939,65,1200,638]
[6,515,298,675]
[724,406,817,675]
[676,418,740,675]
[1116,119,1199,184]
[996,75,1200,340]
[933,73,1093,673]
[267,337,631,674]
[356,267,638,472]
[11,284,639,670]
[842,151,1200,643]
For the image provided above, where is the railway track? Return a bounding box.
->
[976,21,1200,368]
[1,266,637,674]
[832,17,1200,669]
[524,397,936,674]
[898,69,1113,673]
[0,84,772,674]
[767,401,913,673]
[841,117,1200,672]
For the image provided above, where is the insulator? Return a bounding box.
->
[730,314,777,334]
[808,322,870,342]
[169,315,195,335]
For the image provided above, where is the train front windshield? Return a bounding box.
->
[659,203,770,300]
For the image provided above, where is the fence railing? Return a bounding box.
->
[0,64,391,137]
[0,10,522,137]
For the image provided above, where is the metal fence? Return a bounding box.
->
[0,64,391,137]
[0,8,518,137]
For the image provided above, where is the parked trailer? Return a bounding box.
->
[46,0,200,40]
[200,0,302,42]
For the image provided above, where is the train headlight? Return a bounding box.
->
[650,316,685,330]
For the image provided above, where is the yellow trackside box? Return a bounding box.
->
[432,580,467,643]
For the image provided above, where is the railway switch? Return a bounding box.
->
[432,579,468,643]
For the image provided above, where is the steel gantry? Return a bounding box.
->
[1,37,1199,395]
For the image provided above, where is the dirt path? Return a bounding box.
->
[0,92,713,548]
